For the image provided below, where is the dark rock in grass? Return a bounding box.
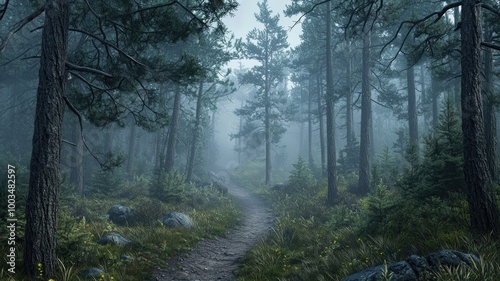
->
[160,212,193,228]
[108,205,133,226]
[406,254,430,278]
[81,268,104,279]
[98,232,132,246]
[386,261,417,280]
[426,249,480,271]
[342,250,479,281]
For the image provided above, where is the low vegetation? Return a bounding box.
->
[0,166,241,281]
[234,148,500,280]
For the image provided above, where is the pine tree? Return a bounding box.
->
[236,0,289,184]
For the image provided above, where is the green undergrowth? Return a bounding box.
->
[233,157,500,281]
[0,171,242,281]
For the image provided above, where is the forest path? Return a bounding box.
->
[152,179,274,281]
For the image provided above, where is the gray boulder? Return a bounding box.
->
[427,249,479,270]
[98,232,132,246]
[108,205,133,226]
[160,212,193,228]
[81,268,104,279]
[341,250,479,281]
[406,254,430,278]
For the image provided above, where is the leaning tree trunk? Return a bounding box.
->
[23,0,69,278]
[357,30,372,196]
[325,0,337,205]
[186,81,204,183]
[461,0,500,237]
[165,85,182,173]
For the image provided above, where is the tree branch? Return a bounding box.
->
[63,96,117,170]
[66,62,113,78]
[68,28,147,67]
[482,41,500,52]
[289,0,330,30]
[481,3,500,18]
[0,5,45,52]
[0,0,9,21]
[380,1,461,68]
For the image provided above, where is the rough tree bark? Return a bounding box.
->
[461,0,499,236]
[23,0,68,278]
[482,25,497,181]
[357,30,372,196]
[325,0,337,205]
[165,85,182,173]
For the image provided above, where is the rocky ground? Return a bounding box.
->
[152,180,274,281]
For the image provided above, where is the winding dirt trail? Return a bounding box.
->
[152,180,274,281]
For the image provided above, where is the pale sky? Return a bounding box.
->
[223,1,303,69]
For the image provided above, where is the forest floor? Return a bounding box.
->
[152,179,274,281]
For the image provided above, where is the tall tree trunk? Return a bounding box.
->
[454,6,462,110]
[264,30,272,185]
[325,1,337,204]
[69,116,83,195]
[308,78,314,167]
[461,0,499,236]
[165,85,181,173]
[407,57,419,151]
[238,99,243,166]
[126,123,137,175]
[23,0,68,278]
[431,69,439,128]
[186,81,204,182]
[265,94,271,184]
[346,41,354,147]
[317,71,326,177]
[104,127,112,155]
[420,64,430,133]
[483,26,497,181]
[357,31,372,196]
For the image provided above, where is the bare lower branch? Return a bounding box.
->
[68,28,147,67]
[62,139,77,146]
[0,0,10,21]
[0,5,45,52]
[66,62,113,78]
[381,1,461,67]
[481,3,500,18]
[482,41,500,51]
[63,96,112,170]
[289,0,330,30]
